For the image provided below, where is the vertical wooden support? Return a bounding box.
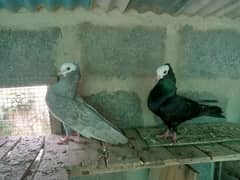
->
[214,162,222,180]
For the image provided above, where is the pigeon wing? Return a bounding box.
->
[47,94,128,145]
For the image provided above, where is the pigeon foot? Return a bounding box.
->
[57,136,71,145]
[159,129,170,139]
[170,132,177,143]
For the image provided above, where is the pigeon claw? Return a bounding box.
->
[57,136,70,145]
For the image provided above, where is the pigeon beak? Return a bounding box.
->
[57,71,65,76]
[57,71,62,76]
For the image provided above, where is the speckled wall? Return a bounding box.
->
[0,9,240,180]
[0,28,60,87]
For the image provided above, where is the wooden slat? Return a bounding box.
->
[140,147,177,167]
[65,137,106,177]
[137,122,240,147]
[0,136,43,180]
[123,129,148,151]
[96,142,144,173]
[195,143,240,161]
[0,136,8,147]
[220,142,240,153]
[166,145,211,164]
[0,136,21,160]
[34,135,70,180]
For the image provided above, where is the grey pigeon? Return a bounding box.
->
[46,63,128,144]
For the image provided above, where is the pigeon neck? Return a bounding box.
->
[54,73,80,98]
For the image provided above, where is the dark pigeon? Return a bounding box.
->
[147,63,224,142]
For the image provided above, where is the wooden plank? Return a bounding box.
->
[0,136,44,180]
[195,143,240,161]
[24,148,44,180]
[0,136,21,160]
[140,147,177,167]
[137,122,240,147]
[34,135,70,180]
[96,142,144,173]
[220,141,240,153]
[65,137,106,177]
[35,136,105,179]
[166,145,211,164]
[148,165,198,180]
[0,136,8,147]
[123,129,148,151]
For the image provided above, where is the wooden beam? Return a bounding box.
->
[140,147,177,167]
[0,137,43,180]
[166,145,211,164]
[195,143,240,161]
[148,165,198,180]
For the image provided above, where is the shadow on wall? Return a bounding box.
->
[226,87,240,123]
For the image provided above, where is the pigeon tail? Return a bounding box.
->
[199,104,225,118]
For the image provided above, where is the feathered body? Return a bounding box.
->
[147,64,224,140]
[46,63,128,145]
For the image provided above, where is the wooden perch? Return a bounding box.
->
[0,122,240,179]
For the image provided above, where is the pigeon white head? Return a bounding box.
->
[58,63,77,77]
[156,64,170,81]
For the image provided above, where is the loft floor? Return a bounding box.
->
[0,122,240,180]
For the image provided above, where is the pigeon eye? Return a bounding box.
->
[66,67,71,71]
[163,70,167,74]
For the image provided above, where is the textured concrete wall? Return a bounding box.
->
[179,25,240,79]
[0,28,60,87]
[79,23,165,79]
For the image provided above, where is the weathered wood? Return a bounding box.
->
[34,135,70,180]
[0,136,8,147]
[166,145,211,164]
[0,136,21,160]
[137,122,240,147]
[148,165,198,180]
[65,137,106,177]
[140,147,177,167]
[195,143,240,161]
[97,142,144,172]
[123,129,148,151]
[23,149,44,180]
[220,141,240,153]
[0,136,44,180]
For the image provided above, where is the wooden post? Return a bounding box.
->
[214,162,222,180]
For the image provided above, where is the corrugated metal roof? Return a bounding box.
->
[0,0,92,11]
[0,0,240,20]
[126,0,240,19]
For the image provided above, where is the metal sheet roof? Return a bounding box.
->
[0,0,240,20]
[0,0,92,11]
